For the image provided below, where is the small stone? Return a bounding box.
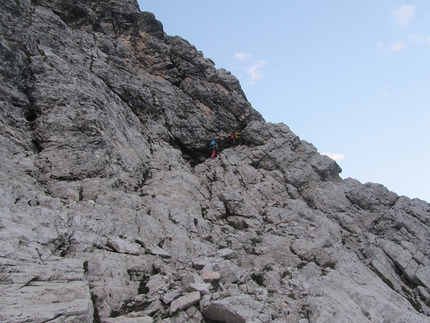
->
[201,271,221,282]
[217,248,239,259]
[189,282,211,295]
[107,237,140,255]
[170,292,201,314]
[162,289,182,305]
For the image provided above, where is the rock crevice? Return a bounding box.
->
[1,0,430,322]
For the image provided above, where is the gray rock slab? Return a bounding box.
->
[169,291,201,314]
[202,295,263,323]
[107,237,141,255]
[102,315,154,323]
[217,248,239,259]
[204,260,243,284]
[1,0,430,322]
[416,266,430,289]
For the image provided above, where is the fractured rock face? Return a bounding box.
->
[202,295,263,323]
[1,0,430,322]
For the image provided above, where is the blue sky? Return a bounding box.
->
[137,1,430,202]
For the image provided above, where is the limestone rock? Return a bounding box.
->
[1,0,430,322]
[203,260,244,284]
[162,290,182,305]
[218,248,239,259]
[107,237,141,255]
[0,258,93,322]
[202,295,263,323]
[169,292,201,314]
[201,271,221,283]
[103,316,154,323]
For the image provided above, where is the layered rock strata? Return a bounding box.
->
[1,0,429,322]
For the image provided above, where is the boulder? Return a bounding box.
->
[202,295,263,323]
[169,292,201,314]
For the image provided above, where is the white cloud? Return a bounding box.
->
[322,152,345,161]
[246,60,268,84]
[375,41,385,54]
[408,33,430,44]
[376,35,430,55]
[407,34,423,42]
[383,86,390,97]
[393,5,415,26]
[389,41,405,51]
[376,6,430,55]
[375,41,384,48]
[375,40,406,54]
[234,52,252,61]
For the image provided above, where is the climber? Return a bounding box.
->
[229,132,236,146]
[209,139,219,158]
[234,130,241,145]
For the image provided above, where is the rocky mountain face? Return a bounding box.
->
[1,0,429,322]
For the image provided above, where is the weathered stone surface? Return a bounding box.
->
[107,237,141,255]
[145,275,169,296]
[1,0,430,322]
[0,258,93,322]
[162,289,182,305]
[203,260,244,284]
[103,316,154,323]
[202,295,263,323]
[416,266,430,289]
[346,182,399,212]
[201,271,221,282]
[218,248,239,259]
[169,292,201,314]
[181,273,204,292]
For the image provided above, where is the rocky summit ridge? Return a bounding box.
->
[0,0,429,322]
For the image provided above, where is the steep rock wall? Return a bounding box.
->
[1,1,429,322]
